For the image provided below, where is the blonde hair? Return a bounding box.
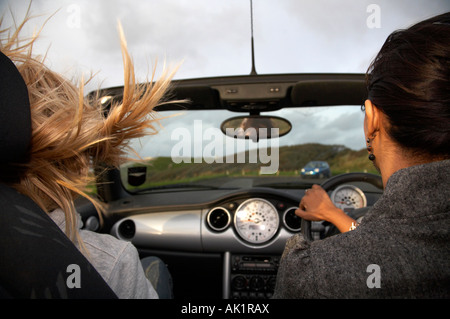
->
[1,12,179,248]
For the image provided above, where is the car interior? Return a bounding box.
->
[77,73,384,299]
[8,0,445,300]
[0,54,384,299]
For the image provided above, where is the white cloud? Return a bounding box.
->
[2,0,449,89]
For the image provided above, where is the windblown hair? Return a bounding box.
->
[366,12,450,159]
[1,13,180,246]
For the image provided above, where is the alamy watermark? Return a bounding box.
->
[367,4,381,29]
[66,4,81,29]
[366,264,381,288]
[170,120,279,174]
[66,264,81,288]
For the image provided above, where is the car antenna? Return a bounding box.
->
[249,0,257,75]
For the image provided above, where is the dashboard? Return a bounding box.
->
[110,184,369,250]
[107,183,378,299]
[111,193,300,254]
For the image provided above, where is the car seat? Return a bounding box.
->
[0,50,117,298]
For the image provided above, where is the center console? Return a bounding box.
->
[223,252,280,299]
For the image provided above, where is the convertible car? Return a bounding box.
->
[75,72,384,299]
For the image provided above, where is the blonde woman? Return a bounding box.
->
[0,13,178,298]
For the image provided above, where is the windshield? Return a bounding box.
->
[121,105,376,192]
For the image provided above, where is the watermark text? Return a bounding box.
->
[170,120,279,174]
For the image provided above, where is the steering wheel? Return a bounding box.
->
[301,172,383,241]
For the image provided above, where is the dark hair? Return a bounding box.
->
[366,12,450,158]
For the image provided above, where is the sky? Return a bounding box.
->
[2,0,449,93]
[1,0,449,159]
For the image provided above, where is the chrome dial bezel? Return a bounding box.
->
[234,198,279,244]
[330,184,367,212]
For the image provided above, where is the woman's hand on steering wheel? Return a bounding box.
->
[296,184,339,221]
[297,184,358,234]
[300,172,382,241]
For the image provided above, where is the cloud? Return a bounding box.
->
[252,0,450,73]
[75,0,253,84]
[2,0,449,87]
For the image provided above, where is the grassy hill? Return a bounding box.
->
[121,143,379,189]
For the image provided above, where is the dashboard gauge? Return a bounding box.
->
[331,185,367,214]
[234,198,279,244]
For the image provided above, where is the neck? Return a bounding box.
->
[374,135,445,188]
[375,149,408,188]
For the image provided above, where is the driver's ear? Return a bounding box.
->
[364,99,380,137]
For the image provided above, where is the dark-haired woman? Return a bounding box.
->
[273,12,450,298]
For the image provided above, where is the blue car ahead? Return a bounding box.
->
[300,161,331,179]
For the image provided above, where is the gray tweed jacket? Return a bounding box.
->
[273,160,450,298]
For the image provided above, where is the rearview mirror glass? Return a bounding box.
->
[220,116,292,142]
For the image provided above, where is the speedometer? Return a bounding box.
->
[234,198,279,244]
[330,185,367,213]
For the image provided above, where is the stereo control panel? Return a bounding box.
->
[228,254,280,299]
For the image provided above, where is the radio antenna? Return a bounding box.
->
[250,0,257,75]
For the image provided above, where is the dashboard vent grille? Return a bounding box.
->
[283,207,302,232]
[118,219,136,239]
[206,207,231,231]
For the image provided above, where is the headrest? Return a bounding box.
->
[0,51,31,164]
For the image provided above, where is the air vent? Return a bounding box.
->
[283,207,302,232]
[118,219,136,239]
[206,207,231,231]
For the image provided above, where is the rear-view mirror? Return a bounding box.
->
[220,115,292,142]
